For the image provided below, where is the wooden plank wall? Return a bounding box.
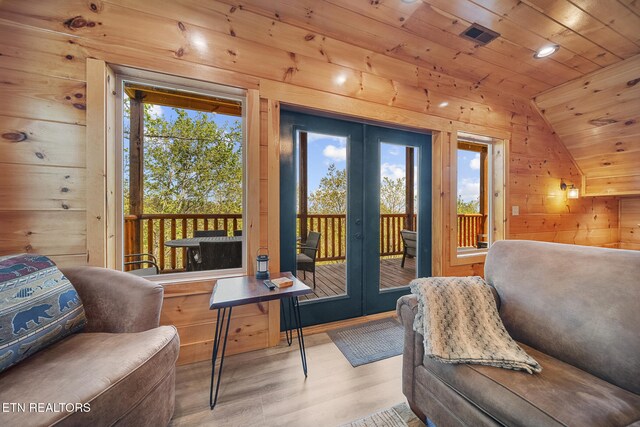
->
[534,55,640,196]
[619,198,640,250]
[0,0,623,361]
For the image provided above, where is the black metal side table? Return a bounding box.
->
[208,272,312,409]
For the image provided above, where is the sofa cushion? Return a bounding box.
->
[420,343,640,427]
[485,241,640,394]
[0,254,86,373]
[0,325,179,427]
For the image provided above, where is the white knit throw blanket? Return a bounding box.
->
[410,276,542,374]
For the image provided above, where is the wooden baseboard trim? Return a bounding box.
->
[280,310,397,340]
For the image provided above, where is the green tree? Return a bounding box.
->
[124,103,242,214]
[457,195,480,214]
[309,164,346,214]
[380,177,406,214]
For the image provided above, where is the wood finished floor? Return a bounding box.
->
[297,256,416,301]
[170,332,405,427]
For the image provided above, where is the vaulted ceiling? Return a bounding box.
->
[227,0,640,100]
[228,0,640,193]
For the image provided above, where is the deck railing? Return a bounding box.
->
[296,213,415,262]
[124,213,242,273]
[124,212,485,272]
[457,213,486,248]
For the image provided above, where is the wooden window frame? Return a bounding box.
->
[449,131,507,267]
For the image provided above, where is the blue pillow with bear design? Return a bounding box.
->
[0,254,86,373]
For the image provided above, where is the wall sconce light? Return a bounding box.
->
[560,179,579,199]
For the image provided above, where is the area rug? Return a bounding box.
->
[327,318,404,367]
[340,402,425,427]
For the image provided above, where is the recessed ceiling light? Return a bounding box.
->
[334,74,347,85]
[438,101,449,108]
[401,0,418,3]
[534,45,559,59]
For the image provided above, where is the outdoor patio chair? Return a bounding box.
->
[194,240,242,271]
[188,230,228,269]
[124,253,160,276]
[400,230,417,268]
[297,231,321,288]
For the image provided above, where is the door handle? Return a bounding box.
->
[355,218,362,225]
[354,232,363,240]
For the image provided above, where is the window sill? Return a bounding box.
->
[143,268,247,286]
[451,249,488,266]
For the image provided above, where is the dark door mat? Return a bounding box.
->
[327,318,404,367]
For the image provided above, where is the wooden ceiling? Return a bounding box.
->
[535,54,640,195]
[227,0,640,100]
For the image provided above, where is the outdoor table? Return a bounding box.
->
[165,236,242,271]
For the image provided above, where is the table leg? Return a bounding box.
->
[290,296,308,377]
[281,298,294,346]
[209,306,232,410]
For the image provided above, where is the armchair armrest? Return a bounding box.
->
[396,294,424,404]
[62,266,164,333]
[297,245,319,252]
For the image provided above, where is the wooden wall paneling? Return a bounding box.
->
[585,175,640,196]
[0,0,528,130]
[430,131,445,276]
[246,88,261,277]
[0,164,85,211]
[0,21,87,81]
[619,197,640,250]
[85,58,108,267]
[0,67,86,125]
[534,55,640,195]
[105,64,117,269]
[0,116,85,167]
[0,211,86,255]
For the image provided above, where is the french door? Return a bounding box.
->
[280,110,431,327]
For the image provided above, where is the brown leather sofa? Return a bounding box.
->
[0,267,180,427]
[398,241,640,426]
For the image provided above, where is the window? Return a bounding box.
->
[116,72,246,278]
[454,132,502,257]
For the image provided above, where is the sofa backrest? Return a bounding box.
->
[485,240,640,394]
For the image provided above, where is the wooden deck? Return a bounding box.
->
[296,256,416,301]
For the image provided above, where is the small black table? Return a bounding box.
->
[208,272,312,409]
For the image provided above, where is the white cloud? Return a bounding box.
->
[323,144,347,162]
[148,104,164,118]
[381,162,405,180]
[470,153,480,170]
[308,133,346,147]
[458,178,480,202]
[389,147,400,156]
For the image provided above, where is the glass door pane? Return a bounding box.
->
[296,131,348,300]
[363,125,431,315]
[280,110,364,327]
[379,143,418,291]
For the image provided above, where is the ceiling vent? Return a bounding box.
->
[460,23,500,45]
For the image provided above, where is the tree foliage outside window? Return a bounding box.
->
[124,102,242,215]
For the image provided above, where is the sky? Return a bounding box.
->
[457,150,481,203]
